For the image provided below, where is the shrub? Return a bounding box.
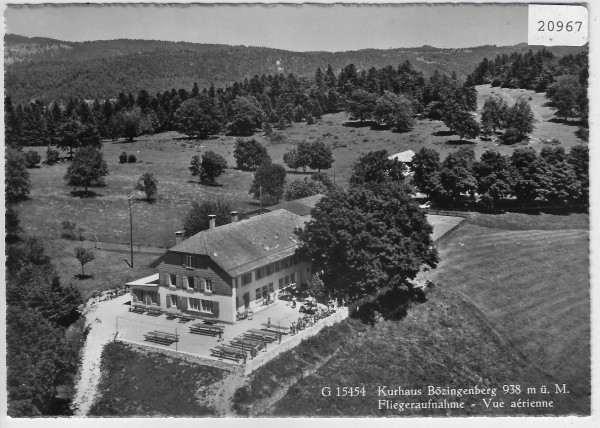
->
[24,151,42,168]
[46,147,60,165]
[127,154,137,163]
[119,152,128,163]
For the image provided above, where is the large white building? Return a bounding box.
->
[128,195,323,324]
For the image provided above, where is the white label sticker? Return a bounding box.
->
[528,5,588,46]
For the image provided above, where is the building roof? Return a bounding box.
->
[127,273,160,287]
[388,150,415,163]
[168,209,309,277]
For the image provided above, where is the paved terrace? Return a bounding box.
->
[116,299,348,372]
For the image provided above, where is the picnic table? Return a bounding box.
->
[243,329,277,343]
[211,345,246,363]
[146,308,162,317]
[229,338,263,353]
[129,306,146,314]
[144,330,179,346]
[189,323,224,337]
[178,316,195,323]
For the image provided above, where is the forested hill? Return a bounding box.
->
[5,34,586,104]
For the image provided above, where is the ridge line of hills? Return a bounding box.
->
[4,33,586,104]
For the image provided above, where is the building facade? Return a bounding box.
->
[128,205,320,324]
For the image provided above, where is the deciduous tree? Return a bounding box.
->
[64,146,109,196]
[135,172,159,201]
[249,161,287,204]
[297,183,438,297]
[74,247,95,276]
[411,148,442,200]
[183,200,232,236]
[284,177,327,201]
[233,139,270,170]
[349,150,406,186]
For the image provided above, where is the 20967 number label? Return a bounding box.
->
[537,21,582,32]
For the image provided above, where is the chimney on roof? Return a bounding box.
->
[175,230,184,245]
[230,211,239,223]
[208,214,216,229]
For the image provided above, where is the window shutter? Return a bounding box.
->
[212,301,219,317]
[195,276,201,290]
[159,272,165,285]
[156,293,161,306]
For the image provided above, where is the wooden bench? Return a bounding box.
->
[189,324,223,337]
[129,306,146,314]
[229,339,262,353]
[144,331,179,345]
[178,316,195,323]
[243,331,277,343]
[210,345,245,363]
[247,328,279,339]
[146,308,162,317]
[165,313,179,320]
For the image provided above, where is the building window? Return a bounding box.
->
[268,282,274,293]
[278,278,283,289]
[185,255,194,268]
[281,257,290,269]
[291,273,296,283]
[186,276,194,289]
[171,295,179,308]
[133,289,158,305]
[274,261,281,272]
[189,297,201,310]
[205,279,212,292]
[266,263,273,276]
[285,276,290,285]
[169,274,177,287]
[255,288,261,301]
[201,300,214,313]
[255,267,264,280]
[242,272,252,286]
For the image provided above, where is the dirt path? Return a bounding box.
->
[72,294,131,416]
[206,367,248,416]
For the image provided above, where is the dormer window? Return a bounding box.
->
[185,255,194,268]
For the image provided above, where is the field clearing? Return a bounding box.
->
[424,213,589,404]
[16,84,584,248]
[241,212,589,416]
[88,342,228,416]
[41,239,158,300]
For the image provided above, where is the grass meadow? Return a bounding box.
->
[238,212,589,416]
[18,85,584,249]
[88,342,228,416]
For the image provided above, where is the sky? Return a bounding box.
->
[4,3,529,51]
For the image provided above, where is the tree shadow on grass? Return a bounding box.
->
[185,180,223,187]
[350,287,426,326]
[548,118,583,127]
[132,197,157,204]
[287,170,313,175]
[433,129,454,137]
[446,139,476,146]
[369,123,391,131]
[73,274,94,280]
[343,120,378,128]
